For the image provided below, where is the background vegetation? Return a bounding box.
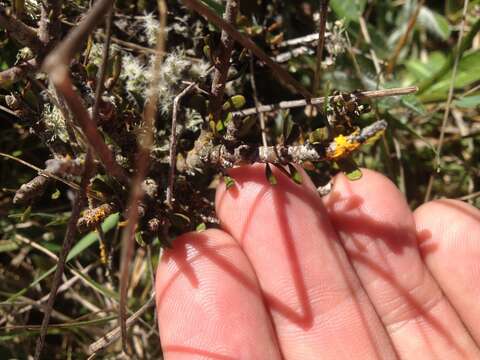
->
[0,0,479,358]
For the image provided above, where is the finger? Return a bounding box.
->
[414,199,480,344]
[216,164,396,359]
[156,229,282,360]
[324,169,480,359]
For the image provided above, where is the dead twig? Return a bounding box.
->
[312,0,329,97]
[91,8,114,124]
[118,0,167,352]
[0,59,37,88]
[208,0,239,120]
[249,52,267,147]
[166,82,196,207]
[34,151,95,360]
[233,86,418,117]
[87,293,156,358]
[196,120,388,168]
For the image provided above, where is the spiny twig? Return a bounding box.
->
[196,120,388,168]
[208,0,239,120]
[233,86,418,117]
[182,0,312,99]
[34,151,95,360]
[118,0,167,352]
[166,82,196,207]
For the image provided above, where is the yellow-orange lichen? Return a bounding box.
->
[326,134,361,160]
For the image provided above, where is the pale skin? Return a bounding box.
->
[155,164,480,359]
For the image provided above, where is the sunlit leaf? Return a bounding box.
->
[265,163,277,185]
[223,176,235,189]
[287,163,303,184]
[196,222,207,232]
[222,95,246,111]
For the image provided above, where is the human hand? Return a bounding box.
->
[155,165,480,359]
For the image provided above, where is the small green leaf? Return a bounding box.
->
[345,167,363,181]
[223,111,233,125]
[308,127,329,143]
[222,95,246,111]
[196,223,207,232]
[209,119,216,133]
[287,164,303,184]
[265,163,277,185]
[224,176,235,189]
[0,239,19,253]
[135,231,145,247]
[239,116,255,137]
[51,188,61,200]
[216,119,225,133]
[338,158,363,181]
[21,206,31,222]
[203,44,211,59]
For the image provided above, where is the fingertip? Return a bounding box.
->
[155,228,281,359]
[324,168,414,231]
[215,164,321,240]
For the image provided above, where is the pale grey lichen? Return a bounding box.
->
[153,49,209,115]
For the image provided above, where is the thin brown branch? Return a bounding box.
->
[0,59,37,88]
[166,82,196,207]
[182,0,312,99]
[34,151,95,360]
[233,86,418,117]
[312,0,329,97]
[0,6,38,49]
[249,52,267,147]
[87,293,155,357]
[38,0,62,56]
[208,0,239,120]
[118,0,167,352]
[91,8,114,123]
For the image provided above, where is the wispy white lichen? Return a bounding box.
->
[142,13,160,47]
[42,104,69,143]
[120,53,149,97]
[155,50,210,114]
